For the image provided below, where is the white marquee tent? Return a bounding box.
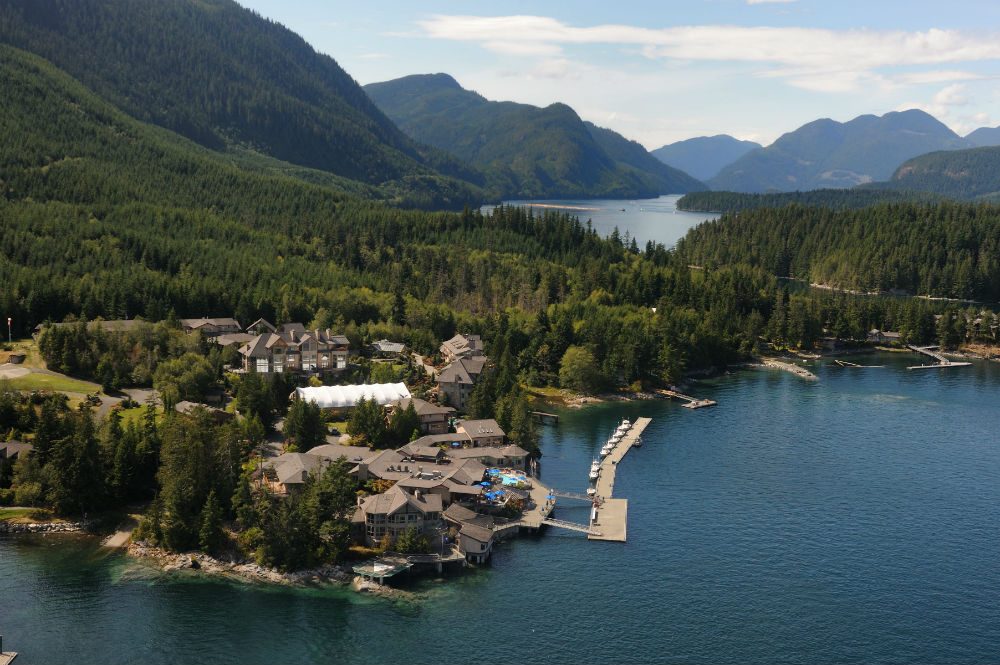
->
[294,383,411,409]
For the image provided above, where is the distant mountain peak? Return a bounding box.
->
[709,109,968,193]
[651,134,762,182]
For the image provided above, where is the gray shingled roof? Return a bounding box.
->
[459,523,495,545]
[458,418,505,438]
[436,357,488,385]
[394,397,455,417]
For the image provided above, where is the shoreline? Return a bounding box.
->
[125,541,413,599]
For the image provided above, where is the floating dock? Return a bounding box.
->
[906,345,971,370]
[589,417,651,542]
[0,652,17,665]
[656,390,717,409]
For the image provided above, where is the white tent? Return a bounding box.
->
[294,383,411,409]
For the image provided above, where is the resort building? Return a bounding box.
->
[443,504,498,564]
[867,329,903,345]
[391,397,455,435]
[356,485,443,547]
[439,333,484,362]
[370,339,406,357]
[179,318,242,338]
[456,419,505,447]
[436,356,488,410]
[238,326,350,373]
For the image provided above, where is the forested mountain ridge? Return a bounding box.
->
[364,73,704,199]
[651,135,761,182]
[0,0,485,208]
[710,110,969,193]
[886,146,1000,201]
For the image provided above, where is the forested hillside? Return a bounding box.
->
[710,110,969,193]
[364,73,704,199]
[676,188,945,213]
[0,0,484,208]
[887,147,1000,201]
[676,202,1000,301]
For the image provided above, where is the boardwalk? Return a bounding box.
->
[589,417,652,542]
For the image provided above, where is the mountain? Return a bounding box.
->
[651,135,761,182]
[0,0,484,208]
[709,110,969,193]
[886,146,1000,201]
[364,73,704,199]
[965,126,1000,148]
[583,122,704,193]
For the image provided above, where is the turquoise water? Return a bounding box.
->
[484,195,716,248]
[4,353,1000,664]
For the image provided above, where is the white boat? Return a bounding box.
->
[586,487,597,497]
[589,459,600,480]
[600,442,614,457]
[633,436,643,448]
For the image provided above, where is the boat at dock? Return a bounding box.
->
[589,459,600,481]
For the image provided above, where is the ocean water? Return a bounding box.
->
[3,353,1000,664]
[483,195,716,248]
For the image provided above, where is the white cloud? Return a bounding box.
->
[357,52,390,60]
[416,15,1000,94]
[481,41,563,57]
[747,0,797,4]
[898,83,995,134]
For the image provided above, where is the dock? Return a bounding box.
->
[589,417,651,542]
[656,389,717,409]
[0,651,16,665]
[906,344,972,370]
[530,411,560,424]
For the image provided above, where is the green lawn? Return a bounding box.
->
[6,372,100,394]
[117,405,158,427]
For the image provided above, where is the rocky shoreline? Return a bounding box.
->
[0,520,86,534]
[126,540,412,599]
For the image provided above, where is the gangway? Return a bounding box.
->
[541,517,602,536]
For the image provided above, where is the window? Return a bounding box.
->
[255,358,269,373]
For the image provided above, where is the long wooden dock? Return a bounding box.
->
[0,651,17,665]
[589,417,651,542]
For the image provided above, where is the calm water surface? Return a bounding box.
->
[4,353,1000,664]
[484,195,716,248]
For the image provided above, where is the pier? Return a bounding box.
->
[589,417,652,542]
[656,389,717,409]
[906,344,971,370]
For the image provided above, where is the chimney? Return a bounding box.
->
[415,490,422,500]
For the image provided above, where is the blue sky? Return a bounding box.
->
[238,1,1000,148]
